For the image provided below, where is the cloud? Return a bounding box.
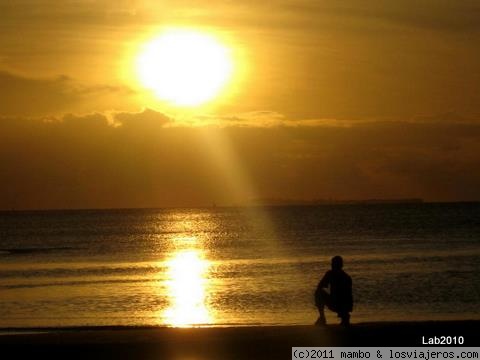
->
[113,108,172,128]
[0,71,78,116]
[411,112,476,124]
[191,111,286,127]
[0,1,145,28]
[247,0,480,33]
[0,71,135,116]
[0,111,479,210]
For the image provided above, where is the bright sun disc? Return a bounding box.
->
[136,29,233,107]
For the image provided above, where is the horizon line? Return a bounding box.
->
[1,200,480,213]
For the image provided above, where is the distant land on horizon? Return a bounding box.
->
[245,198,425,206]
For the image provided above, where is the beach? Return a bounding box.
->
[1,321,478,359]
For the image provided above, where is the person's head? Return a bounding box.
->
[331,255,343,271]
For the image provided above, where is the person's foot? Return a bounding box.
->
[340,315,350,327]
[315,315,326,326]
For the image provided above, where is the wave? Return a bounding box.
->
[0,247,81,255]
[0,263,164,279]
[0,278,157,290]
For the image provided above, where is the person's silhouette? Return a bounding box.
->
[314,256,353,326]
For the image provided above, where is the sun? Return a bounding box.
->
[136,29,233,107]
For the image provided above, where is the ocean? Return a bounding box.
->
[0,203,479,328]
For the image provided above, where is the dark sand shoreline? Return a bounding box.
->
[0,321,478,359]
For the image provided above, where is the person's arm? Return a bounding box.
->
[314,271,331,305]
[347,274,353,310]
[318,271,331,289]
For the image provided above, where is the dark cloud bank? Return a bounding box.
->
[1,109,479,210]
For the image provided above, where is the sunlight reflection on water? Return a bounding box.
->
[161,236,213,327]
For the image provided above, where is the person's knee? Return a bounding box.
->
[319,289,329,300]
[315,289,329,306]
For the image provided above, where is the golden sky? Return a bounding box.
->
[1,0,480,209]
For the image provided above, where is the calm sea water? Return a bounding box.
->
[0,203,479,328]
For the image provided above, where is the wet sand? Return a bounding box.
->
[0,321,478,359]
